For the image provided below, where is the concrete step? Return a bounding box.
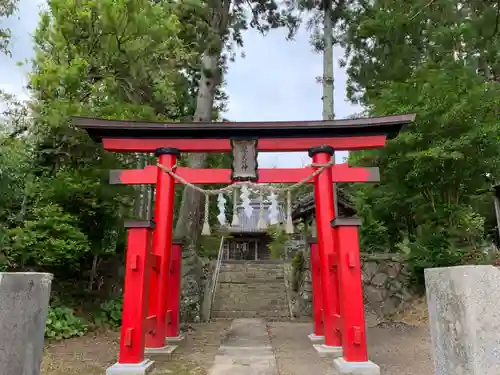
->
[214,298,289,307]
[218,274,285,283]
[214,308,289,313]
[211,310,290,319]
[220,264,286,270]
[216,285,286,292]
[214,301,288,307]
[213,300,289,307]
[220,261,288,267]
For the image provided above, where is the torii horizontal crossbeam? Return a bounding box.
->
[109,165,380,185]
[101,136,387,153]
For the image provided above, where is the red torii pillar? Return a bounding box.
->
[331,217,379,374]
[165,240,184,342]
[309,146,342,357]
[107,220,155,374]
[145,148,179,352]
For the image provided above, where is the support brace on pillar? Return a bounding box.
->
[110,220,155,374]
[165,239,183,341]
[309,146,342,352]
[308,239,324,342]
[331,217,380,375]
[146,147,180,349]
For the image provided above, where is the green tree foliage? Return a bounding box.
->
[341,0,500,282]
[0,0,205,295]
[0,0,18,55]
[0,93,32,266]
[267,224,291,259]
[342,0,500,104]
[7,204,90,269]
[0,137,29,262]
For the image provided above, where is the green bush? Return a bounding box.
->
[199,235,224,259]
[94,298,123,328]
[45,306,88,340]
[397,223,487,289]
[6,204,90,269]
[267,225,290,259]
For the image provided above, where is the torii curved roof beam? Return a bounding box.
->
[73,113,416,142]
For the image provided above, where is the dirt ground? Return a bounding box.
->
[42,319,433,375]
[41,321,231,375]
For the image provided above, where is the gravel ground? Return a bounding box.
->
[367,323,434,375]
[269,321,434,375]
[269,322,336,375]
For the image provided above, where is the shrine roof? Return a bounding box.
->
[292,189,356,220]
[73,114,416,142]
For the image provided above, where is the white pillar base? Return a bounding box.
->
[144,345,177,355]
[165,334,185,343]
[313,344,343,358]
[106,359,155,375]
[333,358,380,375]
[308,333,325,343]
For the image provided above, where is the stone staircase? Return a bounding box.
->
[211,261,291,320]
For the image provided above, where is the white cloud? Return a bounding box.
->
[225,27,360,167]
[0,1,46,97]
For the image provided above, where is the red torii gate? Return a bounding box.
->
[75,114,415,375]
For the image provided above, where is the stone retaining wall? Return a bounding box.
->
[361,253,415,316]
[287,249,417,318]
[180,248,206,322]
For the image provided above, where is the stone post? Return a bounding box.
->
[425,265,500,375]
[308,239,324,342]
[0,272,53,375]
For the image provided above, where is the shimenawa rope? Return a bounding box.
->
[156,160,336,235]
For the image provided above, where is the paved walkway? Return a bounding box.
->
[203,319,433,375]
[270,321,433,375]
[207,319,278,375]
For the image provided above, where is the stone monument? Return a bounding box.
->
[425,265,500,375]
[0,272,53,375]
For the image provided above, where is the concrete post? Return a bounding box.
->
[0,272,53,375]
[425,265,500,375]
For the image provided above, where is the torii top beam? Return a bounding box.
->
[73,114,416,153]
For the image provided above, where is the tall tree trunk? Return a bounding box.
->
[173,53,219,244]
[145,185,154,220]
[322,0,338,215]
[172,1,230,322]
[174,1,231,248]
[322,0,334,121]
[133,153,148,219]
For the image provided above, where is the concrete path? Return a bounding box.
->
[207,318,278,375]
[269,321,433,375]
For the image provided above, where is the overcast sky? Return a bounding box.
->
[0,0,361,167]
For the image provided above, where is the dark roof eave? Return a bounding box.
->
[73,114,416,142]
